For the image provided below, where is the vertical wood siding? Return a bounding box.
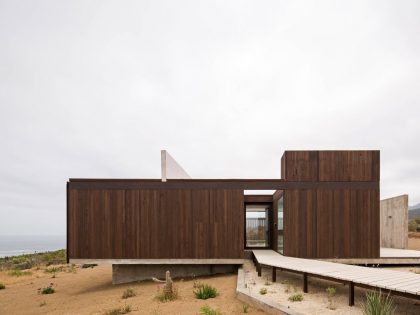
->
[282,150,380,259]
[68,188,244,259]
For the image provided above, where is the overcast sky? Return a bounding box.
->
[1,1,419,235]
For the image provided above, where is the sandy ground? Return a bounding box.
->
[408,237,420,250]
[0,265,265,315]
[243,260,420,315]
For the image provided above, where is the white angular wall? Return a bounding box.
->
[161,150,191,181]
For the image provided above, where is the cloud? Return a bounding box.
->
[1,0,420,234]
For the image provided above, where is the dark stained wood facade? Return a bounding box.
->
[68,187,244,259]
[67,150,380,261]
[281,151,380,259]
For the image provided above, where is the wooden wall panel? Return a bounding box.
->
[282,151,318,181]
[284,190,317,258]
[283,188,379,259]
[68,188,244,259]
[318,151,380,182]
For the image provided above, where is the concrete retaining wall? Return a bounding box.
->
[112,264,238,284]
[380,195,408,249]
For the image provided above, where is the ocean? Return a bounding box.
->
[0,235,66,258]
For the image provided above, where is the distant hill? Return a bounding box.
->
[409,203,420,220]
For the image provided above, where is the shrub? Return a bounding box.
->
[194,284,218,300]
[242,304,249,313]
[104,304,132,315]
[326,287,337,310]
[199,305,222,315]
[288,293,304,302]
[259,287,267,295]
[0,249,66,271]
[0,283,5,290]
[45,266,64,274]
[122,288,136,299]
[361,290,395,315]
[8,269,32,277]
[40,284,55,295]
[156,285,178,302]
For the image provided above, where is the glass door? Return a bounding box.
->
[245,204,271,248]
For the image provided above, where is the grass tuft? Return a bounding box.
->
[361,290,395,315]
[199,305,222,315]
[242,304,249,313]
[0,283,5,290]
[122,288,136,299]
[104,304,132,315]
[8,269,32,277]
[45,266,64,274]
[259,287,267,295]
[39,284,55,295]
[288,293,304,302]
[194,284,218,300]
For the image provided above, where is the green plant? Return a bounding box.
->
[259,287,267,295]
[0,283,5,289]
[288,293,304,302]
[122,288,136,299]
[8,269,32,277]
[199,305,222,315]
[194,284,218,300]
[45,266,64,274]
[361,291,395,315]
[0,249,66,271]
[156,285,178,302]
[242,304,249,313]
[104,304,132,315]
[40,284,55,295]
[326,287,337,310]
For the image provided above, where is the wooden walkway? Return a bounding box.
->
[252,250,420,306]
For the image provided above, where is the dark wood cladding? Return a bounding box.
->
[318,151,380,182]
[282,150,380,259]
[281,151,380,182]
[244,195,273,203]
[283,188,380,258]
[68,188,244,259]
[69,179,378,190]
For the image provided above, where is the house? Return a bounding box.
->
[67,150,380,284]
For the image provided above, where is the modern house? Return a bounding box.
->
[67,150,381,283]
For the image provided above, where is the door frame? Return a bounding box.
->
[244,202,273,250]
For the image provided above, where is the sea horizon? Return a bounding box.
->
[0,235,66,258]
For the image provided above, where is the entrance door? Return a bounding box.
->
[245,204,271,248]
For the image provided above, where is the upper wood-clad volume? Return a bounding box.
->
[281,150,379,182]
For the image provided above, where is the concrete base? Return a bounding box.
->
[112,264,239,285]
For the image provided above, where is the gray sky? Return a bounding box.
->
[1,1,419,235]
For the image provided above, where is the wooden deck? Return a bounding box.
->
[252,249,420,306]
[320,247,420,265]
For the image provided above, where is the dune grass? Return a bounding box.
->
[0,249,66,271]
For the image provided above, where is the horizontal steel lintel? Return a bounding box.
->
[68,179,379,190]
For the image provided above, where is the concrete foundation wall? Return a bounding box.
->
[112,264,238,285]
[380,195,408,249]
